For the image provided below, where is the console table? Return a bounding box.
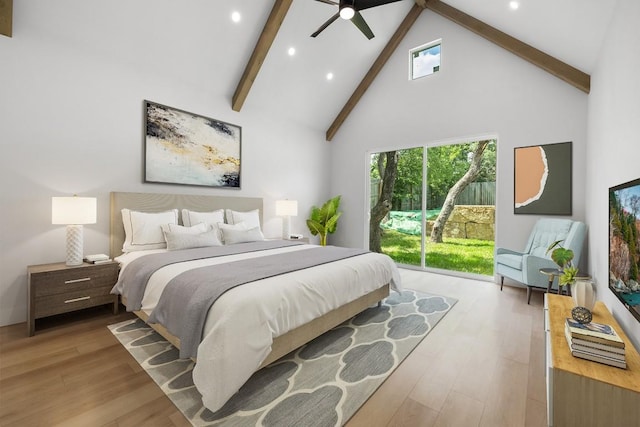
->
[544,294,640,426]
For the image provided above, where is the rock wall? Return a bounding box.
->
[425,205,495,240]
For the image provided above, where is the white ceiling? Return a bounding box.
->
[171,0,618,132]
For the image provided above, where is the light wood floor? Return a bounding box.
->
[0,269,546,427]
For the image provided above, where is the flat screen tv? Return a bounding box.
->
[609,177,640,322]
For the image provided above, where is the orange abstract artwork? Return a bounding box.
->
[514,146,548,207]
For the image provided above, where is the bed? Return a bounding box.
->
[109,191,401,412]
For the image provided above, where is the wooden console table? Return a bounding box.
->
[544,294,640,426]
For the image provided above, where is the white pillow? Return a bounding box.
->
[222,226,265,245]
[181,209,225,227]
[225,209,261,229]
[218,222,248,231]
[161,222,209,236]
[164,230,222,250]
[122,209,178,252]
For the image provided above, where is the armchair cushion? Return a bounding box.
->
[497,253,523,270]
[495,218,587,293]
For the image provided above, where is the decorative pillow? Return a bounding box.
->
[161,222,209,236]
[225,209,261,229]
[164,230,223,251]
[122,209,178,252]
[221,226,265,245]
[181,209,225,228]
[217,222,248,231]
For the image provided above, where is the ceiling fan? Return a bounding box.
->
[311,0,404,40]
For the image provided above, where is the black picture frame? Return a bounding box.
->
[144,100,241,188]
[609,177,640,323]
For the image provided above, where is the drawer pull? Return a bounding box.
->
[64,296,91,304]
[65,277,91,284]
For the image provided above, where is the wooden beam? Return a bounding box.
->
[0,0,12,38]
[326,4,423,141]
[232,0,293,112]
[424,0,590,93]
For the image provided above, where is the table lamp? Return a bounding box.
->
[52,196,97,266]
[275,199,298,239]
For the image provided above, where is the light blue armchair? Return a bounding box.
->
[495,218,587,304]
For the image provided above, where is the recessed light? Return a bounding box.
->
[326,72,334,81]
[231,11,241,23]
[288,47,296,56]
[509,1,519,10]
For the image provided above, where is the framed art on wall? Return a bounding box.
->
[514,141,572,215]
[144,100,241,188]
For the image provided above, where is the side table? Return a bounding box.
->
[27,261,120,336]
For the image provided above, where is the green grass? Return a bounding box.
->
[380,229,495,276]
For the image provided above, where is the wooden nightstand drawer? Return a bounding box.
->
[34,289,116,318]
[27,261,120,336]
[31,264,118,297]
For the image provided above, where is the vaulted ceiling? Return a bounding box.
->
[221,0,615,140]
[4,1,614,139]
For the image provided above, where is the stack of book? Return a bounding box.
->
[564,318,626,368]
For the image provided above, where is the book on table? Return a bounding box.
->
[565,318,625,348]
[564,327,625,361]
[570,348,627,369]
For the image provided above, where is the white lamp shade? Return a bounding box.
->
[52,197,97,225]
[275,200,298,217]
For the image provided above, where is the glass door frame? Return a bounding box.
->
[364,135,497,281]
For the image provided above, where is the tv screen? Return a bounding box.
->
[609,177,640,322]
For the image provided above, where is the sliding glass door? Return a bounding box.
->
[369,140,496,276]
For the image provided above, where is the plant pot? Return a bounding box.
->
[570,278,597,311]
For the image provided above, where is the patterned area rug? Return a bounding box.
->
[108,290,456,426]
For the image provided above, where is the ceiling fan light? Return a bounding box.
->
[339,5,355,20]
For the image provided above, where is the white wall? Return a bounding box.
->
[0,2,328,326]
[329,11,588,258]
[586,0,640,349]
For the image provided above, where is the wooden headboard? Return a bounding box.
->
[110,191,263,258]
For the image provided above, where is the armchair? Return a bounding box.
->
[495,218,587,304]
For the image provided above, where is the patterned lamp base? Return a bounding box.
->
[66,224,84,266]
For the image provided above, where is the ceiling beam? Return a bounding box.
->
[423,0,590,93]
[0,0,12,38]
[326,4,423,141]
[232,0,293,112]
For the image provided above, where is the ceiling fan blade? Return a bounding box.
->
[314,0,339,5]
[356,0,404,11]
[351,11,375,39]
[311,12,340,37]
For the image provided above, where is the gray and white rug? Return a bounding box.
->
[108,290,456,426]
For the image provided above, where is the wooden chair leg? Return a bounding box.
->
[500,276,504,291]
[527,286,532,304]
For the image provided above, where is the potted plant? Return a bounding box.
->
[307,196,342,246]
[547,240,576,286]
[547,240,596,312]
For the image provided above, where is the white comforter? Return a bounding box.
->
[115,244,401,412]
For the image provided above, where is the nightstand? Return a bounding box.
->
[27,261,119,336]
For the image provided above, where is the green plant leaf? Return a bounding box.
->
[551,247,574,268]
[560,266,579,286]
[306,219,324,236]
[307,196,342,238]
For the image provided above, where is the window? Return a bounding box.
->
[409,40,441,80]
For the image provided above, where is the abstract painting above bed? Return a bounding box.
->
[144,100,241,188]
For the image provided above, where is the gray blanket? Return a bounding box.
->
[114,240,304,311]
[149,245,369,359]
